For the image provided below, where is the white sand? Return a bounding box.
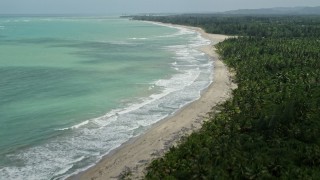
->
[70,23,236,180]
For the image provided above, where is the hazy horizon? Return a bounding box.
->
[0,0,319,15]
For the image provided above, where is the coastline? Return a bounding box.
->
[70,23,236,180]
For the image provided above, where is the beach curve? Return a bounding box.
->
[69,23,236,180]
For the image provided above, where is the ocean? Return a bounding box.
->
[0,16,211,179]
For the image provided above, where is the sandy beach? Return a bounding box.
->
[70,23,236,180]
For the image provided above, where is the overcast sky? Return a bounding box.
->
[0,0,319,14]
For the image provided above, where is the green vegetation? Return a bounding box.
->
[133,15,320,38]
[133,15,320,179]
[223,6,320,16]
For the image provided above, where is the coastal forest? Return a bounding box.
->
[132,15,320,179]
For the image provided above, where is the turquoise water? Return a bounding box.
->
[0,16,211,179]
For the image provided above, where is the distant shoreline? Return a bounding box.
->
[69,22,236,180]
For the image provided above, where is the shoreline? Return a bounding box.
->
[69,23,236,180]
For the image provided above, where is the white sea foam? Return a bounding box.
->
[129,37,148,40]
[147,21,195,38]
[0,20,213,180]
[6,19,32,23]
[56,120,90,131]
[157,28,194,38]
[52,165,74,180]
[70,120,90,129]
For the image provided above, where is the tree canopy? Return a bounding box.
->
[131,15,320,179]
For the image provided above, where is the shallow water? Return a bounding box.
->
[0,16,211,179]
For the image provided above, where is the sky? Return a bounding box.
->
[0,0,319,15]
